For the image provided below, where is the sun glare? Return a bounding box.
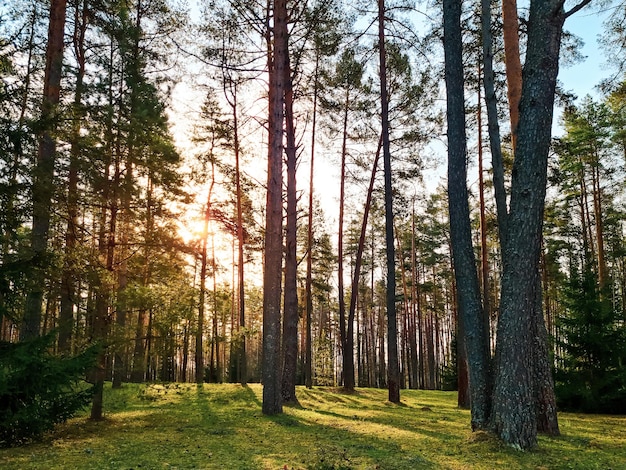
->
[177,216,211,244]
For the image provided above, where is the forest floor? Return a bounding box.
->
[1,383,625,469]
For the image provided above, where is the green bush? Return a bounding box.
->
[555,265,626,414]
[0,334,98,447]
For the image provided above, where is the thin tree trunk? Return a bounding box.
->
[409,203,419,390]
[233,91,247,386]
[304,55,320,390]
[502,0,523,151]
[337,88,355,391]
[281,46,299,404]
[196,165,215,384]
[477,70,491,338]
[378,0,400,403]
[59,0,87,352]
[591,160,607,289]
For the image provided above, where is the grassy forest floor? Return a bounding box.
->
[1,383,625,470]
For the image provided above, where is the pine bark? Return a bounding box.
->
[262,0,287,415]
[304,55,320,390]
[443,0,491,429]
[491,0,567,449]
[233,89,247,386]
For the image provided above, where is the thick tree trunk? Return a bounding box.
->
[491,0,566,449]
[262,0,287,415]
[22,0,68,341]
[443,0,491,429]
[532,268,560,435]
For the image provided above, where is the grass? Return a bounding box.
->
[1,383,625,469]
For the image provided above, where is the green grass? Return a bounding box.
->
[1,383,625,469]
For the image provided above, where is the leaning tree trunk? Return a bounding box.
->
[443,0,491,429]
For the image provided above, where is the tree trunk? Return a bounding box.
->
[304,55,320,390]
[480,0,509,238]
[502,0,523,151]
[378,0,400,403]
[409,205,420,390]
[281,47,299,404]
[233,90,247,386]
[196,166,215,384]
[532,265,560,435]
[262,0,287,415]
[22,0,68,341]
[477,72,491,340]
[491,0,568,449]
[337,87,355,391]
[443,0,491,429]
[59,0,87,352]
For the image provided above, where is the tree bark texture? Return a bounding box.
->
[304,55,320,390]
[491,0,565,449]
[262,0,287,415]
[443,0,491,429]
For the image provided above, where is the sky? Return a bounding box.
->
[558,4,613,102]
[169,1,617,232]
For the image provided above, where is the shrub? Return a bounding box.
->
[0,334,98,447]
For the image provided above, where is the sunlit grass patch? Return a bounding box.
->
[1,382,624,469]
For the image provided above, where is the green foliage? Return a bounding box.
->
[0,334,98,447]
[440,334,458,391]
[555,264,626,414]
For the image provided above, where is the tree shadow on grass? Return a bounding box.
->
[261,407,440,469]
